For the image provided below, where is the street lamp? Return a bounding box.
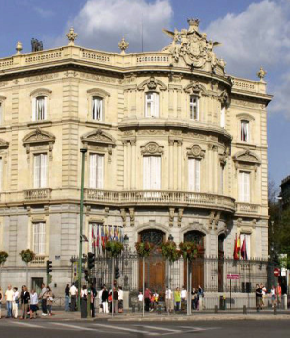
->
[78,148,87,310]
[124,234,129,246]
[168,234,174,242]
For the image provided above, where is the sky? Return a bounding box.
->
[0,0,289,189]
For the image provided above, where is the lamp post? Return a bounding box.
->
[78,148,87,310]
[167,234,173,288]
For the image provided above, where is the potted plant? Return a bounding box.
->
[0,251,8,266]
[135,241,154,258]
[160,241,181,262]
[20,249,35,286]
[105,240,124,257]
[179,241,201,261]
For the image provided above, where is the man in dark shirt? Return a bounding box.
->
[256,284,263,311]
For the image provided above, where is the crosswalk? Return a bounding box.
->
[4,320,220,336]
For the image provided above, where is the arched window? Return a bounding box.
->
[241,120,249,142]
[145,92,159,117]
[140,229,164,245]
[92,96,103,121]
[30,88,51,122]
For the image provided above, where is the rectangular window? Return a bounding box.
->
[240,233,251,259]
[145,92,159,118]
[33,222,46,255]
[190,96,199,120]
[92,96,103,121]
[89,154,104,189]
[241,120,249,142]
[33,96,47,121]
[239,171,250,202]
[143,156,161,189]
[220,106,225,128]
[188,158,200,192]
[34,154,47,188]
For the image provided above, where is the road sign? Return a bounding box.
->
[274,268,280,277]
[227,274,240,280]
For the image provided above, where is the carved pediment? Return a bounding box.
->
[0,138,9,149]
[87,88,110,97]
[187,144,205,158]
[137,76,167,91]
[141,142,164,155]
[23,128,55,145]
[233,150,261,164]
[30,88,52,97]
[81,128,115,146]
[184,81,207,96]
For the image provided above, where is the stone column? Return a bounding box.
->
[169,140,174,190]
[123,141,128,189]
[177,141,182,190]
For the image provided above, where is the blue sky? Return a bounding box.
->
[0,0,289,189]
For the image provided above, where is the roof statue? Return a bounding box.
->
[162,18,224,73]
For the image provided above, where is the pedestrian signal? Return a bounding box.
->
[46,260,52,274]
[88,252,95,270]
[115,267,120,279]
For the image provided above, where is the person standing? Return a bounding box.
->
[118,286,123,313]
[12,287,19,318]
[271,285,276,308]
[113,287,118,314]
[80,285,88,318]
[20,285,30,320]
[5,285,14,318]
[174,287,181,312]
[65,284,70,312]
[101,286,109,314]
[69,283,78,312]
[29,289,38,319]
[181,286,187,310]
[138,291,143,312]
[256,284,262,312]
[90,284,97,317]
[144,288,151,312]
[165,286,173,313]
[98,287,103,313]
[0,287,3,319]
[198,285,204,310]
[191,288,197,310]
[276,283,281,308]
[46,286,54,316]
[39,283,48,316]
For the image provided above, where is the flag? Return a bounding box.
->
[233,234,239,260]
[237,234,241,259]
[105,225,108,243]
[92,225,96,248]
[101,226,105,249]
[241,237,248,260]
[96,224,100,249]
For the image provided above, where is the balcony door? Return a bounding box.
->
[143,156,161,198]
[138,229,165,291]
[183,230,205,289]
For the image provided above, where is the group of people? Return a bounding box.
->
[139,285,204,313]
[99,284,124,314]
[0,283,54,319]
[256,283,282,311]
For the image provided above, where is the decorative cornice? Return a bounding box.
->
[184,81,208,96]
[30,88,52,97]
[81,128,115,147]
[23,127,55,145]
[187,144,205,158]
[233,149,261,164]
[0,138,9,149]
[87,88,110,97]
[137,76,167,91]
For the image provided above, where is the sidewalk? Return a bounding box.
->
[2,308,289,322]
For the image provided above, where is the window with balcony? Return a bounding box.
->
[145,92,159,118]
[241,120,249,142]
[33,222,46,255]
[143,156,161,190]
[34,153,47,188]
[92,96,103,121]
[240,233,251,259]
[189,95,199,121]
[188,158,200,192]
[89,154,104,189]
[33,96,47,121]
[239,171,250,202]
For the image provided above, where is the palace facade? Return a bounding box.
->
[0,20,272,294]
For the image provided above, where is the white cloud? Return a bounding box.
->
[205,0,290,118]
[33,7,54,18]
[62,0,172,52]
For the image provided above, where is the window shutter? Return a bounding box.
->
[188,158,194,190]
[239,172,244,201]
[44,96,47,120]
[154,93,159,117]
[246,234,251,258]
[34,155,40,188]
[143,156,150,189]
[40,154,47,188]
[39,222,46,255]
[90,154,97,188]
[33,223,38,254]
[97,155,104,189]
[0,102,2,124]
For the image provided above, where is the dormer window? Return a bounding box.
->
[92,96,103,121]
[189,95,199,120]
[145,92,159,117]
[33,96,47,121]
[241,120,249,142]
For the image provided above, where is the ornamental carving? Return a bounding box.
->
[23,128,55,160]
[0,138,9,149]
[233,150,261,164]
[87,88,110,97]
[184,81,207,96]
[162,19,224,72]
[218,89,230,106]
[137,76,167,91]
[141,142,164,156]
[187,144,205,158]
[81,129,115,146]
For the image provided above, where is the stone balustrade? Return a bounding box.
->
[236,202,260,214]
[24,188,52,200]
[30,255,47,265]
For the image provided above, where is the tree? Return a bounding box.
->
[20,249,35,286]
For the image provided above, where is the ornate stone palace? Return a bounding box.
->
[0,19,272,294]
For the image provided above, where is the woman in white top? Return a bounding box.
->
[30,289,38,319]
[12,287,20,318]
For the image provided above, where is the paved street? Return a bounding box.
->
[0,319,289,338]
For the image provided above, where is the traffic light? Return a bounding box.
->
[84,269,89,282]
[46,260,52,274]
[88,252,95,270]
[115,267,120,279]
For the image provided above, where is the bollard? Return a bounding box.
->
[273,303,277,315]
[214,305,218,313]
[243,305,247,315]
[283,294,288,310]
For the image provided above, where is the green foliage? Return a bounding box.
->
[105,240,124,257]
[0,251,8,265]
[19,249,35,264]
[179,241,200,261]
[277,209,290,269]
[135,241,154,257]
[160,241,181,262]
